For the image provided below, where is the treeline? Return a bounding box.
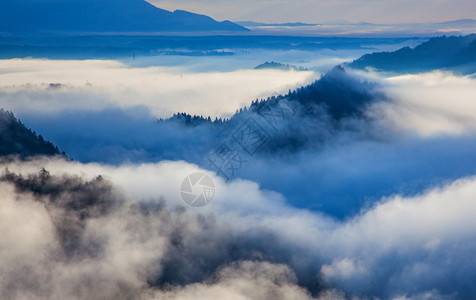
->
[159,65,374,128]
[0,108,64,158]
[349,34,476,74]
[254,61,307,71]
[157,112,227,127]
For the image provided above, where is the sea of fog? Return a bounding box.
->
[1,37,476,299]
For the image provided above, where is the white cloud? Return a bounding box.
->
[0,58,316,118]
[155,261,312,300]
[1,157,476,298]
[2,57,476,299]
[349,70,476,137]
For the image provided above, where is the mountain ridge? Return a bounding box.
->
[0,109,63,158]
[0,0,247,33]
[348,34,476,74]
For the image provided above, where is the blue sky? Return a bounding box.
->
[149,0,476,24]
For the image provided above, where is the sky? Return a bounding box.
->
[148,0,476,24]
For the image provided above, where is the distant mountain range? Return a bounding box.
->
[0,0,247,33]
[348,34,476,74]
[238,19,476,37]
[236,21,317,27]
[438,19,476,26]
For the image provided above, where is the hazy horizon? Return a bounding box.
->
[148,0,476,25]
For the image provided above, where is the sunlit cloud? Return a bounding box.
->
[0,58,316,118]
[370,71,476,136]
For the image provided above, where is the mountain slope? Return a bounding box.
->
[348,34,476,74]
[0,0,247,33]
[164,66,377,127]
[158,66,378,154]
[0,109,61,158]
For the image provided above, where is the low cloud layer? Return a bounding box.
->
[1,157,476,299]
[2,55,476,299]
[3,63,476,218]
[370,71,476,136]
[0,58,315,118]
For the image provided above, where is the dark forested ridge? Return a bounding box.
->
[0,109,62,158]
[349,34,476,74]
[157,66,379,155]
[158,113,225,127]
[0,66,377,164]
[254,61,307,71]
[161,66,377,127]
